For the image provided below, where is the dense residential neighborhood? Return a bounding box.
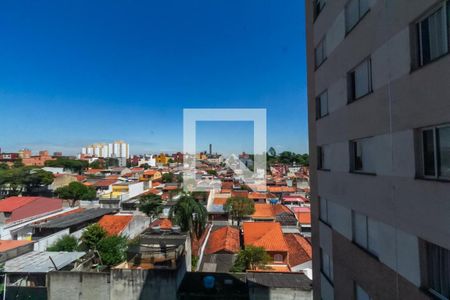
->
[0,146,311,299]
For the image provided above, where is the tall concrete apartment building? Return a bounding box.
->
[306,0,450,299]
[81,140,130,158]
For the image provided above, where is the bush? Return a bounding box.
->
[47,235,78,252]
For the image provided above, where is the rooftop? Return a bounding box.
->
[246,272,312,290]
[0,240,33,252]
[98,214,133,235]
[4,251,85,273]
[0,197,57,212]
[205,226,240,255]
[242,222,288,252]
[32,208,117,229]
[284,233,312,267]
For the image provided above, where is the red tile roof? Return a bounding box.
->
[205,226,240,254]
[251,204,292,219]
[231,190,249,198]
[213,198,228,205]
[93,179,117,187]
[284,233,312,267]
[296,212,311,225]
[267,186,297,193]
[85,168,105,175]
[243,222,288,252]
[0,240,32,252]
[151,218,173,229]
[0,197,39,212]
[98,215,133,236]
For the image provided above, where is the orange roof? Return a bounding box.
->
[248,192,269,199]
[76,175,86,182]
[144,170,158,176]
[221,188,232,193]
[253,265,291,272]
[296,212,311,225]
[93,179,117,187]
[163,185,179,191]
[267,186,296,193]
[252,204,276,219]
[231,190,249,198]
[131,167,144,173]
[83,182,94,186]
[98,215,133,236]
[205,226,240,254]
[106,175,119,180]
[284,233,312,267]
[151,218,173,229]
[221,182,233,189]
[213,198,228,205]
[0,197,39,212]
[0,240,32,252]
[243,222,288,252]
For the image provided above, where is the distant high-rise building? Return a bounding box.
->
[306,0,450,299]
[81,141,129,158]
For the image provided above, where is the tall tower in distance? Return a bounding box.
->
[209,144,212,155]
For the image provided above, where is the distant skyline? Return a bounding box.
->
[0,0,308,155]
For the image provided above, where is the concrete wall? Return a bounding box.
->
[34,228,70,251]
[48,271,110,300]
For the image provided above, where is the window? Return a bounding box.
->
[350,137,376,174]
[274,254,284,262]
[420,124,450,179]
[314,0,326,21]
[355,284,371,300]
[319,197,329,223]
[320,248,334,283]
[318,145,331,170]
[426,242,450,299]
[417,1,450,67]
[315,38,327,68]
[348,58,372,102]
[316,90,329,119]
[352,211,378,256]
[345,0,370,33]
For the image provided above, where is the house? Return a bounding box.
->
[284,233,312,273]
[140,169,162,181]
[32,208,117,238]
[0,240,34,262]
[242,222,289,266]
[156,153,170,165]
[22,150,55,166]
[98,214,149,239]
[250,204,298,227]
[4,251,85,297]
[0,196,63,225]
[200,226,240,272]
[292,207,311,236]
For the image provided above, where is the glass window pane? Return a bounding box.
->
[322,145,331,170]
[355,60,370,98]
[320,92,328,117]
[359,0,370,16]
[367,218,378,256]
[438,126,450,178]
[320,197,328,222]
[356,285,371,300]
[427,243,450,298]
[354,141,363,170]
[428,8,447,61]
[353,212,367,248]
[423,129,436,176]
[346,0,359,31]
[421,19,431,64]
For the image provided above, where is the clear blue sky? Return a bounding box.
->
[0,0,307,156]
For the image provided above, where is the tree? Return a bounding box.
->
[55,181,96,207]
[0,163,9,170]
[13,160,24,168]
[138,194,163,219]
[206,169,217,176]
[268,147,277,157]
[80,223,107,251]
[169,194,208,239]
[97,235,128,266]
[89,160,104,169]
[224,197,255,226]
[45,158,88,173]
[162,172,174,183]
[0,167,54,197]
[231,246,271,272]
[47,235,78,251]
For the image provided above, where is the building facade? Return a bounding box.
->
[306,0,450,299]
[81,140,129,158]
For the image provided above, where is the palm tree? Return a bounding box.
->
[138,194,163,220]
[169,193,207,239]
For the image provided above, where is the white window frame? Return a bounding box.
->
[350,137,375,174]
[426,242,450,299]
[352,211,378,257]
[417,1,449,66]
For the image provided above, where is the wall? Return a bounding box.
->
[34,228,70,251]
[48,271,110,300]
[249,287,313,300]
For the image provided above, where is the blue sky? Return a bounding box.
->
[0,0,307,156]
